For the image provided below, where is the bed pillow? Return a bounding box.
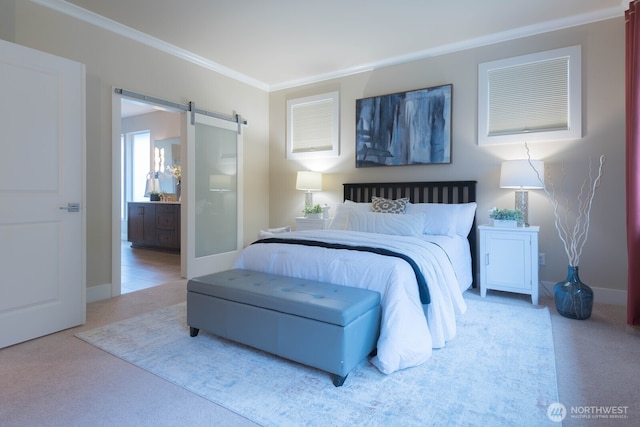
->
[346,210,424,236]
[405,202,477,237]
[371,197,409,213]
[328,200,372,230]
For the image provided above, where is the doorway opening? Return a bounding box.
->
[116,97,183,295]
[112,89,246,296]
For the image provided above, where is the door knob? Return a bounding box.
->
[59,203,80,212]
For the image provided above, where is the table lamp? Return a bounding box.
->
[209,174,232,192]
[296,171,322,208]
[499,159,544,226]
[144,172,160,197]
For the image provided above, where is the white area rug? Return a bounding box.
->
[76,297,558,426]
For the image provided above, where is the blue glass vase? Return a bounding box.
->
[554,266,593,320]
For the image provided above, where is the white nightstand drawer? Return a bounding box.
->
[295,217,331,231]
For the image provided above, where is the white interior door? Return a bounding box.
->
[182,112,243,279]
[0,40,85,348]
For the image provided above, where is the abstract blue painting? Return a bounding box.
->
[356,84,452,167]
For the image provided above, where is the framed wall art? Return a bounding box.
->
[355,84,452,167]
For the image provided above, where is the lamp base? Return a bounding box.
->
[515,190,529,226]
[304,191,314,208]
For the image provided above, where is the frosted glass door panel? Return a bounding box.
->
[195,123,237,258]
[183,111,243,279]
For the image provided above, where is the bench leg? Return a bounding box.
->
[189,326,199,337]
[332,374,347,387]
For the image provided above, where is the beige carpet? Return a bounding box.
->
[75,297,558,426]
[1,280,638,427]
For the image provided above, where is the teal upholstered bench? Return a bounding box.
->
[187,269,381,386]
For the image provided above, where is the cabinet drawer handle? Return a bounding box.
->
[485,253,490,265]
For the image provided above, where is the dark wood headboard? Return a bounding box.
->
[343,181,478,288]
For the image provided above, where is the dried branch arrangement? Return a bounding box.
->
[525,144,605,267]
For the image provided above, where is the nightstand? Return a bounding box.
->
[295,217,331,231]
[478,224,540,304]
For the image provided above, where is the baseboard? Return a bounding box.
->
[86,282,113,303]
[540,281,627,306]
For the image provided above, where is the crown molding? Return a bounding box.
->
[32,0,626,92]
[30,0,269,91]
[269,4,627,91]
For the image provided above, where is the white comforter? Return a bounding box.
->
[233,229,467,374]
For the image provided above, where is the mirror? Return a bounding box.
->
[154,137,181,196]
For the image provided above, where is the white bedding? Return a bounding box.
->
[421,234,473,293]
[233,229,468,374]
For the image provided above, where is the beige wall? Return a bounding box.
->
[121,111,181,146]
[3,1,626,297]
[6,1,270,293]
[269,17,627,293]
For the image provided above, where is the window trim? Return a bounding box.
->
[478,45,582,145]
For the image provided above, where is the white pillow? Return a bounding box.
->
[328,200,372,230]
[346,200,372,211]
[405,202,477,237]
[346,210,425,236]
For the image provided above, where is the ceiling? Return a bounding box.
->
[50,0,628,92]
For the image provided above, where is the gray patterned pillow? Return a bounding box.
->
[371,197,409,214]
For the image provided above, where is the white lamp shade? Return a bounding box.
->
[209,174,232,191]
[296,171,322,191]
[144,178,160,196]
[500,160,544,189]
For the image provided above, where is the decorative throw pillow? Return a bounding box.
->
[371,197,409,214]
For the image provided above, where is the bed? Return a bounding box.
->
[233,181,477,374]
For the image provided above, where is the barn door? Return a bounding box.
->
[182,111,243,279]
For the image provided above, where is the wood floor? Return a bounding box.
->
[120,241,181,294]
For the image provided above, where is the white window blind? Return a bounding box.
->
[287,91,339,159]
[478,45,581,145]
[488,57,568,134]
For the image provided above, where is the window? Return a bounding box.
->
[131,131,151,200]
[121,130,151,214]
[478,45,582,145]
[286,91,339,159]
